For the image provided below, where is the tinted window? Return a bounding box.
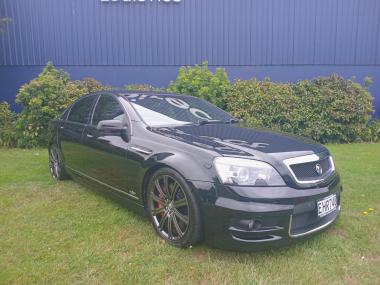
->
[68,96,97,124]
[92,95,125,126]
[126,95,233,127]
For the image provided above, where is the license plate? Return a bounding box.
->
[317,194,337,217]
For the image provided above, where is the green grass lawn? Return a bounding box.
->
[0,144,379,285]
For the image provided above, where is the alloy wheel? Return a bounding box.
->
[49,147,61,180]
[150,175,190,240]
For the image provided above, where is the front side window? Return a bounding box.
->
[68,96,97,124]
[92,95,125,126]
[125,94,233,127]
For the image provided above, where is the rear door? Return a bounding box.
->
[59,95,98,173]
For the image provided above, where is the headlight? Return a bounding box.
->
[214,157,285,186]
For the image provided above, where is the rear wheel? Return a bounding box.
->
[49,145,69,181]
[147,168,202,247]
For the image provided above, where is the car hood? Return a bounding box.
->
[150,123,327,160]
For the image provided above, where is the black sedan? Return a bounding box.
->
[49,91,342,250]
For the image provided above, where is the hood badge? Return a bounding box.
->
[315,163,323,176]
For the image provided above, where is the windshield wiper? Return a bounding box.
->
[196,119,240,125]
[196,120,224,125]
[185,118,241,126]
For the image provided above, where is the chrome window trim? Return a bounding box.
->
[288,205,340,238]
[89,94,102,126]
[283,154,335,184]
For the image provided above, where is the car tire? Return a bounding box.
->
[49,144,69,181]
[146,168,203,248]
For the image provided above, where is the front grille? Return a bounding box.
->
[283,154,336,184]
[290,156,331,181]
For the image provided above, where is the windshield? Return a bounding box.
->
[125,94,234,127]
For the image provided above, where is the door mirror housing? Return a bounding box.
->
[97,119,131,142]
[97,119,125,130]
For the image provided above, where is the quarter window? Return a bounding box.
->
[68,96,97,124]
[92,95,125,126]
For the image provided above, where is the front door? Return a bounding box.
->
[81,94,136,198]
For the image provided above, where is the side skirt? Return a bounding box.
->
[66,167,146,216]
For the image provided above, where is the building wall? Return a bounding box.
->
[1,0,380,115]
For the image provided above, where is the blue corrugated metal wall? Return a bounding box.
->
[2,0,380,66]
[1,0,380,115]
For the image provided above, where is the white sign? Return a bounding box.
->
[101,0,182,3]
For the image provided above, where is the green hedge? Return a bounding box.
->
[1,62,378,148]
[227,75,374,143]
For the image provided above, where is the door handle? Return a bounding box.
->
[59,126,64,130]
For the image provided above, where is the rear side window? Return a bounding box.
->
[68,96,97,124]
[92,95,125,126]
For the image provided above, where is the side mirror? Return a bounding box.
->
[97,120,125,130]
[97,120,130,142]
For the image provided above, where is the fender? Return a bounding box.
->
[131,150,217,206]
[145,151,215,182]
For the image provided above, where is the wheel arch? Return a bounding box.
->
[141,163,183,209]
[140,153,212,209]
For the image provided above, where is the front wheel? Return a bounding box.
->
[146,168,203,248]
[49,145,69,181]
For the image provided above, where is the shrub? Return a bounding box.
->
[361,120,380,143]
[81,77,113,93]
[226,78,299,134]
[63,78,113,107]
[15,62,110,148]
[0,102,17,148]
[125,84,164,92]
[9,61,378,147]
[293,75,373,143]
[168,61,230,109]
[227,75,374,143]
[16,63,70,147]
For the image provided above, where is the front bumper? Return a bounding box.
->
[191,174,342,251]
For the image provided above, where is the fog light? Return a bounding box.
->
[238,219,262,231]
